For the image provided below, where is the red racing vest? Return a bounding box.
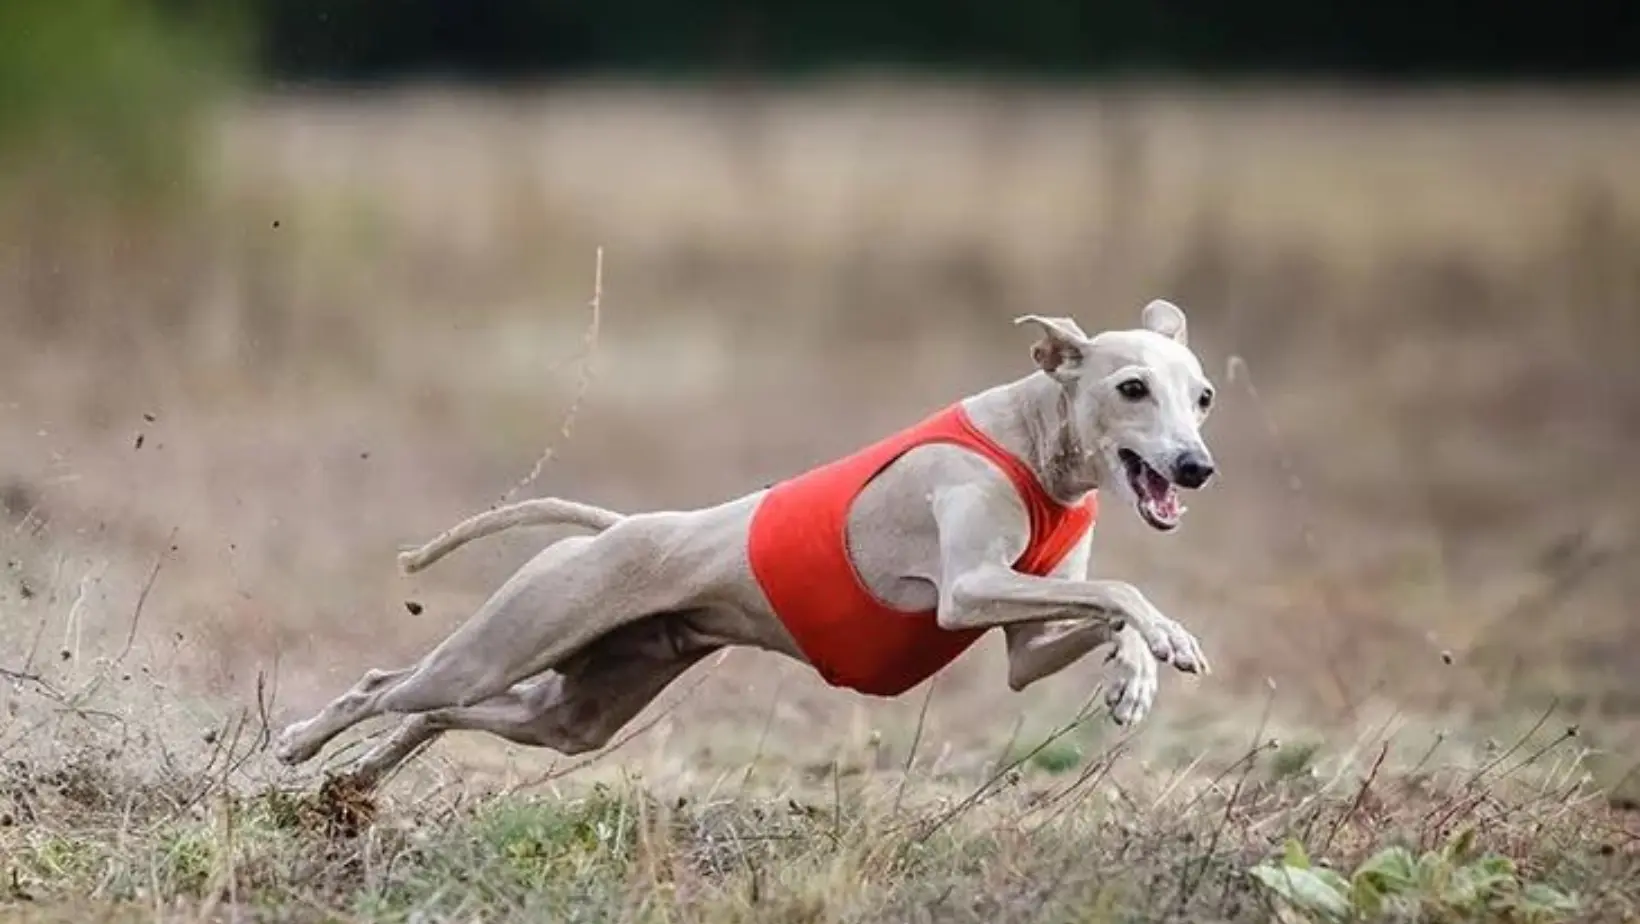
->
[747,403,1097,697]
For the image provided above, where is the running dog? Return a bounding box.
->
[274,299,1218,786]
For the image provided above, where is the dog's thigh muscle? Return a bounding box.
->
[347,616,718,786]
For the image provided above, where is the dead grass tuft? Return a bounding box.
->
[259,774,378,842]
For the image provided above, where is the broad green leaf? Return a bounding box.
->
[1354,845,1418,893]
[1282,837,1313,870]
[1520,883,1579,913]
[1250,863,1353,923]
[1447,858,1514,909]
[1415,849,1450,893]
[1348,874,1385,917]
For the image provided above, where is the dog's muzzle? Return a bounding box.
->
[1171,449,1216,490]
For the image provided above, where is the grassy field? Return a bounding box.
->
[0,718,1632,922]
[2,82,1639,921]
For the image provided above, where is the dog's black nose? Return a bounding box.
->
[1172,451,1216,489]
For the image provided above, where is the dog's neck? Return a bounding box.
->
[961,373,1099,506]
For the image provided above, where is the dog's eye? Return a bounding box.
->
[1116,379,1149,401]
[1198,389,1214,411]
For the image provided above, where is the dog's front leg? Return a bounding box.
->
[1005,621,1160,725]
[1000,534,1159,725]
[945,566,1206,673]
[932,484,1208,674]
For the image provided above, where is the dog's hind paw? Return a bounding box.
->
[273,722,322,766]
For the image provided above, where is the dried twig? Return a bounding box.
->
[1226,355,1357,719]
[1169,679,1278,914]
[735,664,789,802]
[891,676,939,818]
[495,246,604,507]
[1458,699,1560,792]
[1321,739,1390,854]
[899,685,1106,852]
[0,665,59,698]
[119,526,177,666]
[1021,736,1133,834]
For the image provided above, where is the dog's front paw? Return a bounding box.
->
[1156,615,1209,674]
[1105,629,1158,726]
[1126,614,1203,674]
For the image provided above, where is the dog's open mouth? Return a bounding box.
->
[1119,449,1183,531]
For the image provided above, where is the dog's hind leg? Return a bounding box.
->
[275,511,727,766]
[345,614,720,788]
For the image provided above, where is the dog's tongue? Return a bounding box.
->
[1141,469,1181,520]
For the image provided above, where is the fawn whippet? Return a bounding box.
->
[274,299,1218,786]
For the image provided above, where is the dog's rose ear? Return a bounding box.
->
[1014,315,1090,381]
[1141,299,1188,346]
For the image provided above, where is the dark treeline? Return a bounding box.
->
[247,0,1640,84]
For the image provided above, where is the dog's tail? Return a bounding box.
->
[397,498,625,575]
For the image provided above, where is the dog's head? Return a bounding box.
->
[1016,300,1216,532]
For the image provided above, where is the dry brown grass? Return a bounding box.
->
[2,81,1640,921]
[2,636,1636,922]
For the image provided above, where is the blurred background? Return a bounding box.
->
[2,1,1638,792]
